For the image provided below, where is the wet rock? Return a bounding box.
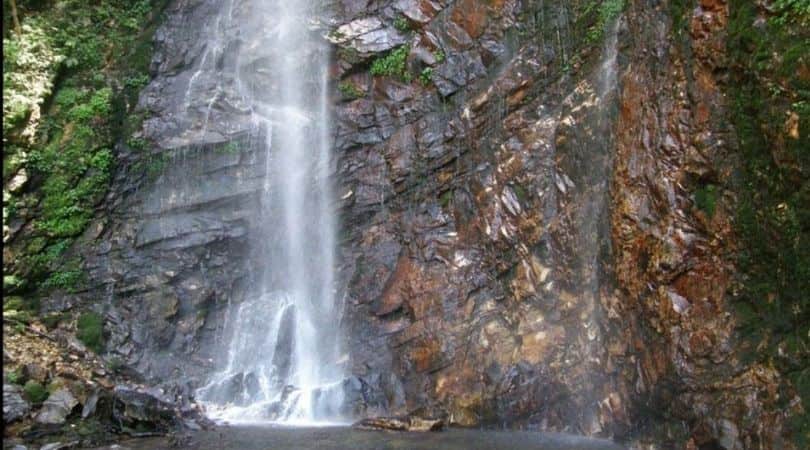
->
[35,388,78,425]
[82,389,100,419]
[40,443,78,450]
[271,306,296,382]
[112,385,182,433]
[3,384,31,423]
[394,0,441,24]
[353,415,444,432]
[330,17,407,53]
[408,417,445,432]
[433,51,486,97]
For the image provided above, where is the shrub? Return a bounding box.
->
[77,312,104,353]
[23,380,48,403]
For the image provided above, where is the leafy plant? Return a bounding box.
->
[433,50,445,64]
[370,46,412,82]
[393,15,411,32]
[42,269,84,292]
[419,67,434,86]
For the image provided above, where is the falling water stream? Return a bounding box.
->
[193,0,345,425]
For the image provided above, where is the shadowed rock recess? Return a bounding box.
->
[3,0,807,449]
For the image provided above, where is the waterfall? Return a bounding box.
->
[193,0,346,425]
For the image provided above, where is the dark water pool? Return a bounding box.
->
[99,426,626,450]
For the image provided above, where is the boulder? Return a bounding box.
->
[353,415,444,432]
[35,388,78,425]
[3,384,31,423]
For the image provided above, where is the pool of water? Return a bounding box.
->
[100,426,626,450]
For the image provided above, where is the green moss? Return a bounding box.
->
[338,81,364,100]
[419,67,434,86]
[439,190,453,209]
[142,152,169,180]
[585,0,625,45]
[393,16,411,32]
[337,47,362,65]
[512,184,528,204]
[77,312,104,353]
[42,268,85,292]
[215,141,241,155]
[694,184,718,217]
[433,50,445,64]
[727,0,809,445]
[370,45,412,83]
[23,380,48,404]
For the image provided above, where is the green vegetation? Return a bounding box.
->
[338,81,364,100]
[439,190,453,209]
[585,0,624,44]
[23,380,48,403]
[6,369,23,385]
[726,0,809,445]
[3,0,166,296]
[694,183,717,217]
[419,67,434,86]
[4,296,25,312]
[337,46,362,66]
[215,141,241,155]
[77,312,104,353]
[433,50,445,64]
[137,152,170,181]
[393,15,411,32]
[370,45,412,82]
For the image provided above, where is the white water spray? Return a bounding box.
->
[193,0,345,425]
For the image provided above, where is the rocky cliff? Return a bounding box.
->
[3,0,807,448]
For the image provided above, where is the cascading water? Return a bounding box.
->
[193,0,346,424]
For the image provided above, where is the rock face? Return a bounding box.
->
[50,0,800,447]
[3,384,31,423]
